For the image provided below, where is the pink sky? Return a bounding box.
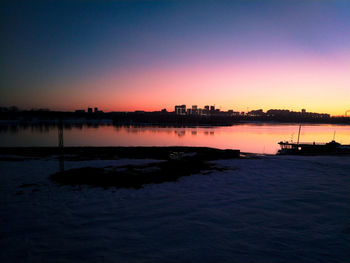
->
[2,1,349,116]
[35,51,350,116]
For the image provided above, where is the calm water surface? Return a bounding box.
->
[1,123,349,154]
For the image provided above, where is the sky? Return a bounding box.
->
[1,0,349,115]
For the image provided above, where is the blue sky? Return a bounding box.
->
[1,0,349,114]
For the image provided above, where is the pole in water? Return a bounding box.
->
[333,131,336,141]
[297,124,301,145]
[58,118,64,172]
[58,118,64,148]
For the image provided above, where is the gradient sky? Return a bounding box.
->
[1,0,349,115]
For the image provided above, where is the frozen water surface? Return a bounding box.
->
[0,156,349,263]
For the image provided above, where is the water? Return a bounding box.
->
[1,123,349,154]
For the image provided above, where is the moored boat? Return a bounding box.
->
[277,140,350,155]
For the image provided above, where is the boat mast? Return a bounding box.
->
[297,124,301,145]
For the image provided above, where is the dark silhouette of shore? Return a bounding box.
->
[1,108,349,125]
[0,146,240,189]
[51,156,225,189]
[0,146,240,159]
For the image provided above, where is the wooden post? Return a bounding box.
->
[58,118,64,148]
[297,124,301,145]
[58,118,64,172]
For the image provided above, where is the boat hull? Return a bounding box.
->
[277,141,350,155]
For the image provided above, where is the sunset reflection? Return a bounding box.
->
[1,124,349,154]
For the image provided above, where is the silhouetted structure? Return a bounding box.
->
[247,109,264,116]
[278,140,350,155]
[58,118,64,148]
[175,105,186,115]
[265,109,330,119]
[0,106,348,125]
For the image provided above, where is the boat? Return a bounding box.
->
[277,124,350,155]
[277,140,350,155]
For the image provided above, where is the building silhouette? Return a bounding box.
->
[175,105,186,115]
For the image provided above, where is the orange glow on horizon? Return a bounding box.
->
[24,51,350,116]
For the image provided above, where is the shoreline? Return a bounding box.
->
[0,146,241,160]
[1,119,350,126]
[0,146,239,189]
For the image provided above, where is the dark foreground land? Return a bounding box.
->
[1,146,240,189]
[0,146,239,159]
[1,148,349,263]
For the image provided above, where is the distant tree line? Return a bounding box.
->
[0,107,349,125]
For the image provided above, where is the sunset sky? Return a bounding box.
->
[1,0,349,115]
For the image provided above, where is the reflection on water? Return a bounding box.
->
[0,123,349,154]
[0,122,111,134]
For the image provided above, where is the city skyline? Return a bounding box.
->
[1,0,349,115]
[0,104,334,117]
